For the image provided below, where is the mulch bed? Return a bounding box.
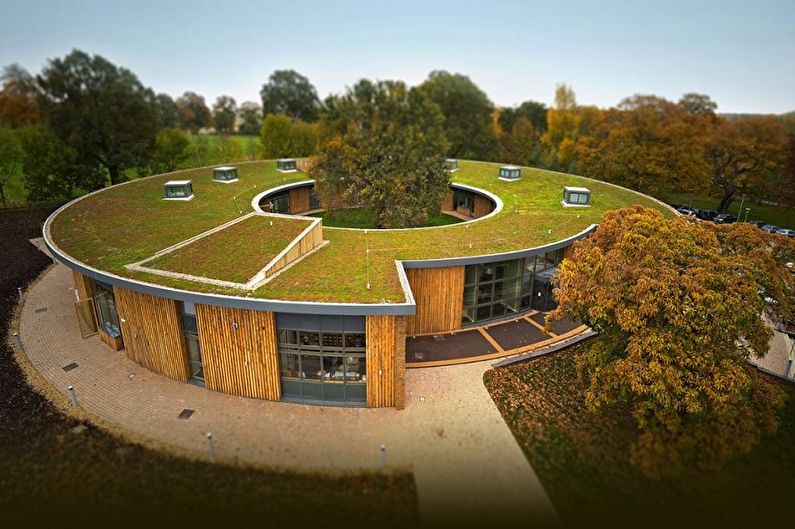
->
[0,206,418,529]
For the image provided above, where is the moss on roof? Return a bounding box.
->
[49,160,674,304]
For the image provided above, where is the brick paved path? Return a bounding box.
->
[19,264,558,527]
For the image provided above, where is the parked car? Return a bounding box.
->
[749,221,766,228]
[775,228,795,238]
[714,213,737,224]
[676,206,697,216]
[761,225,779,233]
[696,209,718,221]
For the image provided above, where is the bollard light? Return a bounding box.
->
[207,432,215,458]
[13,332,23,351]
[18,287,23,303]
[67,385,79,407]
[380,444,386,472]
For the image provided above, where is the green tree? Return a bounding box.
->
[678,92,718,116]
[176,91,211,133]
[36,50,159,185]
[499,100,547,135]
[17,125,103,201]
[499,117,537,166]
[313,79,449,228]
[151,128,189,173]
[238,101,262,135]
[418,70,499,160]
[0,127,22,202]
[154,93,180,129]
[260,69,319,122]
[260,114,293,159]
[553,206,792,477]
[212,95,237,134]
[216,135,244,163]
[289,121,318,157]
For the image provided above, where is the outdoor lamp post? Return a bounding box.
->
[744,207,751,222]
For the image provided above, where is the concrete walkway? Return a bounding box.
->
[18,264,558,527]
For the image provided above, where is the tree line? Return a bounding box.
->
[0,49,793,213]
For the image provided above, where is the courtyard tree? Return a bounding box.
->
[176,91,211,133]
[313,79,450,228]
[418,70,499,161]
[260,69,320,122]
[705,116,789,212]
[212,95,237,134]
[552,206,793,477]
[237,101,262,135]
[36,50,159,185]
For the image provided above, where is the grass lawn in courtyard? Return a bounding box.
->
[309,207,463,229]
[665,191,795,229]
[484,343,795,529]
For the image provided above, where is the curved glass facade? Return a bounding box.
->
[461,249,563,325]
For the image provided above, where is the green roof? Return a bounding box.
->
[49,160,674,303]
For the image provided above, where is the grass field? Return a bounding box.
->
[49,160,674,303]
[665,192,795,229]
[309,207,463,229]
[484,343,795,529]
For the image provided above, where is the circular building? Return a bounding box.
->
[43,159,675,408]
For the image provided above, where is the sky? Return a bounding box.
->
[1,0,793,114]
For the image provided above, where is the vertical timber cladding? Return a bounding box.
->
[404,266,466,335]
[366,315,406,408]
[263,221,324,280]
[473,194,493,218]
[113,287,190,382]
[72,270,93,301]
[288,186,310,214]
[195,304,281,400]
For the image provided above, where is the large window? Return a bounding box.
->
[453,189,475,217]
[93,281,121,336]
[265,191,290,214]
[462,249,563,325]
[179,301,204,384]
[277,314,366,405]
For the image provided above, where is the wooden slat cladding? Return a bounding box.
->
[288,186,310,214]
[264,221,324,279]
[473,195,493,218]
[72,270,93,301]
[441,191,453,211]
[114,287,189,382]
[366,315,405,408]
[195,304,281,401]
[405,266,465,335]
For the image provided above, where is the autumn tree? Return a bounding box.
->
[260,70,319,122]
[36,50,159,185]
[0,64,39,127]
[313,79,449,228]
[237,101,262,135]
[418,70,499,161]
[552,206,793,477]
[176,91,211,133]
[678,92,718,116]
[576,95,710,195]
[705,116,789,212]
[542,84,602,172]
[780,134,795,209]
[212,95,237,134]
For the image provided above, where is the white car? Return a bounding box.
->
[775,228,795,238]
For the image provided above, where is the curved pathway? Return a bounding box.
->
[19,264,558,527]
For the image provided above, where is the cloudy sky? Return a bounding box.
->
[1,0,793,113]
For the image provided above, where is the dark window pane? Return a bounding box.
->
[477,284,493,304]
[344,332,366,349]
[476,305,491,320]
[299,331,320,349]
[278,329,298,345]
[321,332,343,349]
[301,355,321,380]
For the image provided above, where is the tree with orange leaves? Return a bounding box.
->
[552,206,793,477]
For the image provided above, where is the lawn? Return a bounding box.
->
[144,213,313,284]
[0,207,419,529]
[665,191,795,229]
[484,343,795,529]
[49,160,675,303]
[309,207,463,229]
